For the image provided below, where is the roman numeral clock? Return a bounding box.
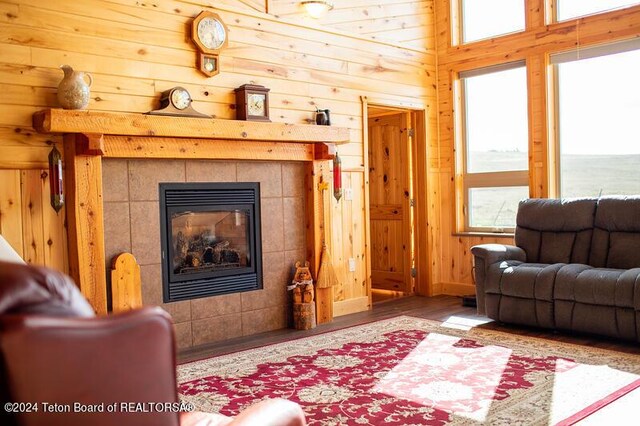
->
[191,11,228,77]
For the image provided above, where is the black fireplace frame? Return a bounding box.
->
[159,182,263,303]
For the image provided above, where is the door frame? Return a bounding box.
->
[361,96,430,299]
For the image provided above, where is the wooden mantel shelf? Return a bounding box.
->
[33,109,349,143]
[31,108,340,320]
[33,109,348,162]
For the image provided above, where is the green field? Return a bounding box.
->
[468,152,640,229]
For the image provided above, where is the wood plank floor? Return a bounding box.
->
[178,295,640,363]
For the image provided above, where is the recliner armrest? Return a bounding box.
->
[470,244,526,316]
[471,244,526,265]
[1,307,180,426]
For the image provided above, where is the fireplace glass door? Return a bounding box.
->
[170,208,252,281]
[160,182,262,302]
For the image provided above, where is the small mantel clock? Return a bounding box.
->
[234,84,271,122]
[147,87,210,118]
[191,11,228,77]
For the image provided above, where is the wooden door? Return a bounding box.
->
[368,112,413,293]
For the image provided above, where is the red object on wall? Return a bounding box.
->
[333,153,342,201]
[48,145,64,213]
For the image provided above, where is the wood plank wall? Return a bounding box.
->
[432,0,640,295]
[0,169,68,271]
[0,0,436,315]
[269,0,434,51]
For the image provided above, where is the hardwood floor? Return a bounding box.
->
[177,295,640,363]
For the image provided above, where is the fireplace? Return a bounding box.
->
[159,182,263,302]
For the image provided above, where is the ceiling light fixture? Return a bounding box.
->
[301,1,334,19]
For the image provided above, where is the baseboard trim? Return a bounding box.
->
[440,282,475,296]
[333,296,370,317]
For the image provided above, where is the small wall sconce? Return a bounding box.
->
[301,1,334,19]
[48,145,64,213]
[333,152,342,201]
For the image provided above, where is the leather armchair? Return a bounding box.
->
[0,261,306,426]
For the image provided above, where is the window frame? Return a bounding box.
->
[456,61,530,233]
[453,0,527,45]
[550,38,640,197]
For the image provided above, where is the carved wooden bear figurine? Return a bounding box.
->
[293,261,312,283]
[291,260,316,330]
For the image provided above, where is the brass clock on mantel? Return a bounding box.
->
[191,11,228,77]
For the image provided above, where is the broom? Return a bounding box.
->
[316,243,338,289]
[315,172,339,290]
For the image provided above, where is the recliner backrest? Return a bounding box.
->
[589,196,640,269]
[515,198,597,264]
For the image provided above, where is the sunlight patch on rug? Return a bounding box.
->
[177,316,640,425]
[372,332,513,422]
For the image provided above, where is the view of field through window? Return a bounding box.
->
[557,45,640,198]
[463,65,528,229]
[461,1,639,230]
[468,153,640,228]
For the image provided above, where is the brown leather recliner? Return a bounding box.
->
[0,261,306,426]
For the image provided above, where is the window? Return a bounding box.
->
[460,0,525,43]
[458,62,529,232]
[556,0,639,21]
[552,40,640,197]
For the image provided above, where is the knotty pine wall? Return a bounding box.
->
[269,0,435,51]
[0,0,436,315]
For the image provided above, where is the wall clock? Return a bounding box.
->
[147,87,210,118]
[234,84,271,122]
[191,11,228,77]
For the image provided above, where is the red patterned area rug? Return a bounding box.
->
[177,316,640,425]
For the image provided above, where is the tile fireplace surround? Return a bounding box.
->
[103,159,307,349]
[33,108,349,345]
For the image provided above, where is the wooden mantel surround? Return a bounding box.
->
[33,108,350,320]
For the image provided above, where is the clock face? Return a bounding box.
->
[197,17,226,50]
[171,88,191,110]
[248,93,266,116]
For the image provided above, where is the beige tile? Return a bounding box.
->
[130,201,161,265]
[139,272,193,326]
[191,293,242,320]
[192,313,243,346]
[283,197,305,251]
[186,160,237,182]
[236,162,282,198]
[241,287,287,312]
[282,162,305,197]
[140,264,162,306]
[162,300,191,323]
[260,198,284,253]
[102,159,129,202]
[262,251,288,291]
[242,306,287,336]
[103,202,131,269]
[129,159,185,201]
[173,322,193,350]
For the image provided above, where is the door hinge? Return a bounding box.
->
[410,198,415,207]
[411,267,417,278]
[407,128,415,137]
